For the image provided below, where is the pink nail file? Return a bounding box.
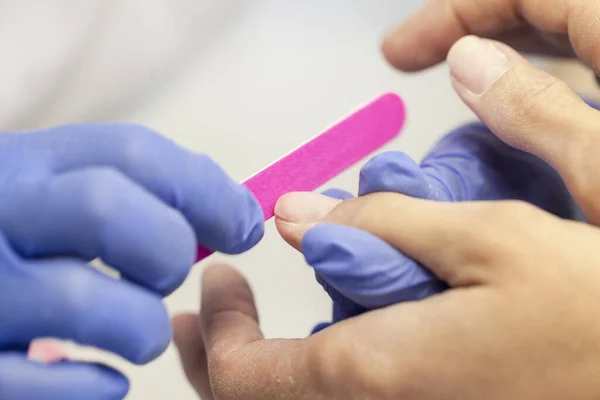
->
[196,92,407,262]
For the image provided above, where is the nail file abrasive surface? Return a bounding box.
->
[196,92,407,262]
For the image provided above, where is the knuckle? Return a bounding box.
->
[507,74,592,146]
[80,168,127,220]
[307,332,351,395]
[458,201,547,266]
[513,76,570,126]
[50,261,171,361]
[495,70,574,146]
[311,328,416,399]
[324,197,368,227]
[439,203,516,266]
[464,200,539,228]
[158,260,193,295]
[494,200,537,220]
[114,123,165,166]
[52,267,97,342]
[492,200,543,224]
[207,352,238,399]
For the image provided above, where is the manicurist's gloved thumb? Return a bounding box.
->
[275,192,446,324]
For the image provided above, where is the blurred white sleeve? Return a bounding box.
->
[0,0,233,130]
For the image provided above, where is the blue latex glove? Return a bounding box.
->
[0,124,264,399]
[310,122,581,334]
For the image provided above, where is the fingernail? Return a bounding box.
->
[447,36,511,95]
[275,192,341,224]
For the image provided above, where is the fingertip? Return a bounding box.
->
[448,37,530,101]
[275,192,341,223]
[129,315,173,365]
[381,16,448,72]
[358,152,430,197]
[117,293,172,365]
[65,362,131,399]
[448,37,597,196]
[143,212,196,295]
[381,26,416,71]
[189,164,264,255]
[221,186,265,255]
[275,217,303,251]
[201,264,256,312]
[381,26,418,71]
[275,192,341,251]
[202,263,241,284]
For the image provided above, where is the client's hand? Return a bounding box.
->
[280,31,600,330]
[287,118,579,330]
[173,193,600,399]
[382,0,600,74]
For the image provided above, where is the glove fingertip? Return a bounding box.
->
[131,314,173,365]
[304,224,446,312]
[217,185,265,255]
[358,151,430,197]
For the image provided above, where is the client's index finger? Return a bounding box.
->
[196,92,407,262]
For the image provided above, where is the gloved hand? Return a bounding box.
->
[277,122,581,333]
[0,124,264,399]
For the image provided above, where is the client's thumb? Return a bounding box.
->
[448,36,600,224]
